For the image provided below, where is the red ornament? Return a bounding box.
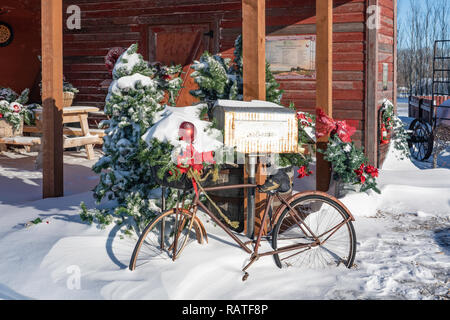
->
[179,122,196,143]
[0,113,3,119]
[12,104,21,113]
[380,124,390,144]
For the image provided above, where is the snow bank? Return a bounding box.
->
[0,123,449,300]
[336,144,450,218]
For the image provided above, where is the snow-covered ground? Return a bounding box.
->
[0,122,449,300]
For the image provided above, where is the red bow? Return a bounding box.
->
[176,144,216,196]
[334,121,356,143]
[297,166,313,179]
[316,108,355,143]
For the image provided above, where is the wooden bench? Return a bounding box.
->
[0,136,42,152]
[0,135,103,151]
[34,106,104,160]
[24,125,106,139]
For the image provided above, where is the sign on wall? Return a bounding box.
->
[266,35,316,80]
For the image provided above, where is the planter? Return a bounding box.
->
[63,91,75,107]
[0,118,23,137]
[205,164,245,233]
[332,179,361,199]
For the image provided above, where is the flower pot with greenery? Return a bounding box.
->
[63,81,79,107]
[0,88,38,137]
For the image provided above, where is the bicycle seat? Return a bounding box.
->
[258,170,292,194]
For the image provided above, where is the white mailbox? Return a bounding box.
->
[212,100,298,153]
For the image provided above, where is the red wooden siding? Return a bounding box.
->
[377,0,396,164]
[62,0,395,151]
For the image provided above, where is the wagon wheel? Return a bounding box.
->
[408,119,434,161]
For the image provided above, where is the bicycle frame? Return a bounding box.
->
[188,184,335,261]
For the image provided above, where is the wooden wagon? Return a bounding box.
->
[407,40,450,162]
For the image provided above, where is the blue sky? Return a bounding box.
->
[397,0,418,24]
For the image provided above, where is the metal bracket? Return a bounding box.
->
[203,30,214,38]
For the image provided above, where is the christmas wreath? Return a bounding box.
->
[380,99,410,159]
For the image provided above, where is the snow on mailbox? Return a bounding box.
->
[212,100,298,153]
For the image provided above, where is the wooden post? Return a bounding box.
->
[365,0,379,166]
[242,0,266,236]
[315,0,333,191]
[41,0,64,198]
[242,0,266,101]
[393,0,398,114]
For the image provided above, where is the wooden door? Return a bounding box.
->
[149,24,213,107]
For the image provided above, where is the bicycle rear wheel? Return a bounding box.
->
[272,193,356,269]
[129,208,206,270]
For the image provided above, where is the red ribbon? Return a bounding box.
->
[176,144,215,196]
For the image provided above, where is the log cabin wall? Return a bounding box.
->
[61,0,395,162]
[0,1,41,101]
[376,0,396,166]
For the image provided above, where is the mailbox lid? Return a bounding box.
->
[212,99,296,129]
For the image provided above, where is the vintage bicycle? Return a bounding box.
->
[129,166,357,281]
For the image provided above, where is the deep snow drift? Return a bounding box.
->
[0,139,448,299]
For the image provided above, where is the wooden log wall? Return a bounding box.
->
[62,0,395,152]
[377,0,396,165]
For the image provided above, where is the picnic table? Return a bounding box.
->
[33,106,104,160]
[0,106,104,161]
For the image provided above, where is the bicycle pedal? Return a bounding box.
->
[242,272,249,282]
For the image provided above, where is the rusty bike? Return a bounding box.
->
[129,168,357,280]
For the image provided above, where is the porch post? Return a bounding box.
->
[365,0,379,166]
[316,0,333,191]
[242,0,266,237]
[41,0,64,198]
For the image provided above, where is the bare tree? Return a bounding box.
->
[398,0,450,96]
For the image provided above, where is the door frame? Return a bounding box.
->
[137,13,220,61]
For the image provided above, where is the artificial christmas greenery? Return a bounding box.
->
[381,99,410,160]
[81,44,184,233]
[316,109,381,194]
[190,35,283,105]
[190,35,312,169]
[323,136,380,194]
[0,88,38,130]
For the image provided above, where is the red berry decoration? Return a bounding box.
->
[179,121,196,143]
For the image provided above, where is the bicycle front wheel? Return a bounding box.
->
[129,208,206,270]
[272,193,356,269]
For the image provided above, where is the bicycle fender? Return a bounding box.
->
[272,190,356,227]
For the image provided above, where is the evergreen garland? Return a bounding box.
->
[381,99,410,160]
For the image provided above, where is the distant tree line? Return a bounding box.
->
[397,0,450,96]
